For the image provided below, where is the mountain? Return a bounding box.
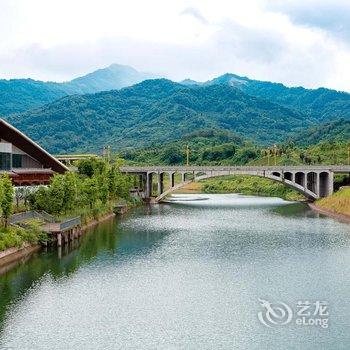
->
[0,64,157,116]
[291,118,350,145]
[61,64,156,94]
[0,79,67,116]
[120,129,254,166]
[6,79,310,154]
[189,73,350,121]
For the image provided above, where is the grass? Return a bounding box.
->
[55,197,140,226]
[0,223,48,252]
[316,187,350,216]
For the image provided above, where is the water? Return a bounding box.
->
[0,194,350,349]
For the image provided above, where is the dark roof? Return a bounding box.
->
[0,119,69,174]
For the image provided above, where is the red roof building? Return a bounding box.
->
[0,119,68,186]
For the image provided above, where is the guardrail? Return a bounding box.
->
[9,210,55,224]
[59,217,81,231]
[38,211,55,223]
[121,165,350,173]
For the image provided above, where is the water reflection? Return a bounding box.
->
[0,194,350,349]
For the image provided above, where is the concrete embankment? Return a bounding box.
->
[0,211,119,275]
[0,243,41,274]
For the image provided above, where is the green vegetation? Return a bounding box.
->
[0,175,14,228]
[7,79,308,153]
[316,188,350,217]
[0,175,48,251]
[291,119,350,146]
[27,158,133,225]
[0,159,133,252]
[0,64,154,116]
[121,129,259,165]
[0,79,67,116]
[201,175,304,201]
[205,73,350,121]
[0,224,47,252]
[123,132,350,200]
[2,68,350,156]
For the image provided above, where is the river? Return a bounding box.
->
[0,194,350,349]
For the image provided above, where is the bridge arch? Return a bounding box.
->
[121,166,336,203]
[155,170,320,202]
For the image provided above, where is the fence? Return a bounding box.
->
[9,210,55,225]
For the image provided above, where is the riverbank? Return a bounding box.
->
[308,203,350,224]
[309,188,350,223]
[0,211,118,274]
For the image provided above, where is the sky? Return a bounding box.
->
[1,0,350,91]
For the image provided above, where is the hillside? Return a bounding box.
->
[120,129,255,165]
[291,118,350,145]
[197,73,350,121]
[0,79,66,115]
[61,64,156,94]
[0,64,156,115]
[6,79,310,154]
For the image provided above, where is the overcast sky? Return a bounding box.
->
[1,0,350,91]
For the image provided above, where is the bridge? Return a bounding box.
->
[120,165,350,202]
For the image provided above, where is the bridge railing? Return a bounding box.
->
[9,210,55,224]
[121,165,350,173]
[59,217,81,231]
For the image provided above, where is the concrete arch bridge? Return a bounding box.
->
[120,166,350,202]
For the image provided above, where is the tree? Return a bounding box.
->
[1,175,14,228]
[28,186,49,211]
[62,172,78,212]
[82,178,98,208]
[77,159,95,177]
[48,175,65,214]
[161,146,183,165]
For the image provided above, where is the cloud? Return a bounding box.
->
[0,0,350,92]
[180,7,209,24]
[264,0,350,45]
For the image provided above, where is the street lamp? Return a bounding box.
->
[185,144,190,166]
[274,144,277,166]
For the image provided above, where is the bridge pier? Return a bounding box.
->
[121,166,343,202]
[158,173,164,195]
[146,173,153,198]
[180,172,185,183]
[170,172,175,188]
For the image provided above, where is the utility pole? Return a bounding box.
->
[186,144,190,167]
[103,145,111,163]
[274,144,277,166]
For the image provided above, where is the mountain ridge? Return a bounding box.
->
[6,79,310,153]
[0,64,157,115]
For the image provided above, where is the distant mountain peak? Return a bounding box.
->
[180,78,202,86]
[207,73,250,87]
[64,64,157,94]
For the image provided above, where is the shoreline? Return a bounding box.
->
[0,211,118,274]
[308,203,350,224]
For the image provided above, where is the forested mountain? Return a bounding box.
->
[291,118,350,145]
[6,79,309,153]
[202,73,350,121]
[0,79,66,115]
[120,129,258,165]
[61,64,156,94]
[0,64,156,115]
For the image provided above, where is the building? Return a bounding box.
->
[0,119,68,186]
